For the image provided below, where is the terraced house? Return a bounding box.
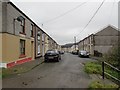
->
[0,1,59,68]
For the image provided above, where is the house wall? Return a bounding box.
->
[35,27,42,58]
[94,36,118,46]
[42,32,45,56]
[78,34,94,54]
[0,34,2,63]
[1,2,35,68]
[61,47,67,52]
[2,2,7,33]
[94,26,119,55]
[6,3,34,38]
[94,46,113,54]
[0,2,2,64]
[44,34,49,53]
[48,38,51,50]
[48,38,55,50]
[0,2,2,32]
[2,33,34,68]
[78,41,84,50]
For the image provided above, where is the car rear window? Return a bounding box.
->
[47,51,55,54]
[80,51,87,54]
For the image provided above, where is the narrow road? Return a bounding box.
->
[3,53,95,88]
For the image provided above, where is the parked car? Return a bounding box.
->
[78,50,90,57]
[44,50,61,62]
[72,50,78,55]
[59,51,64,54]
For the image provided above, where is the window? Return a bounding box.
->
[37,35,40,40]
[37,30,41,55]
[20,39,25,56]
[38,44,40,55]
[20,19,25,34]
[30,24,34,37]
[42,33,44,41]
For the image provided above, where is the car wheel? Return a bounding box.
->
[59,57,61,60]
[44,59,48,62]
[56,57,59,62]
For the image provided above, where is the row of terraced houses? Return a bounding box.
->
[0,1,61,68]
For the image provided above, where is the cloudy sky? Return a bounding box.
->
[11,0,118,45]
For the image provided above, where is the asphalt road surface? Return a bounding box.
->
[3,53,96,88]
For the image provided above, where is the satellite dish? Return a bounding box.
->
[17,16,24,22]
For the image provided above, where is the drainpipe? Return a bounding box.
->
[34,26,36,59]
[13,19,16,35]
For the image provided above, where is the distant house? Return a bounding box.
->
[70,43,79,52]
[78,25,119,57]
[61,43,75,52]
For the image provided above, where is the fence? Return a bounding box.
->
[102,61,120,86]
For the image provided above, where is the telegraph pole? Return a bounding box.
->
[74,36,76,50]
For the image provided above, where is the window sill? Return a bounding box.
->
[19,32,26,35]
[19,54,26,58]
[31,36,34,38]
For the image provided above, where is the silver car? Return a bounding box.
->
[78,50,90,57]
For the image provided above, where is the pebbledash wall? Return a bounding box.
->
[0,2,35,68]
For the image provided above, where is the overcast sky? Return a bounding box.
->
[11,0,119,45]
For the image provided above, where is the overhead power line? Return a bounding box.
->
[107,0,115,24]
[41,1,88,24]
[76,0,105,37]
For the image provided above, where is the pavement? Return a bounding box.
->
[2,53,118,88]
[2,57,44,78]
[14,57,44,69]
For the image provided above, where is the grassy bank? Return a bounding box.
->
[84,61,119,79]
[89,81,119,89]
[84,61,119,89]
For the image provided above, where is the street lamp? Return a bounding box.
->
[74,36,76,50]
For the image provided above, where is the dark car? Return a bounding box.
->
[61,51,64,54]
[78,50,90,57]
[44,50,61,62]
[58,51,64,54]
[72,50,78,55]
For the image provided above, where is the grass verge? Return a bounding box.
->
[84,61,119,79]
[89,81,119,89]
[84,62,102,74]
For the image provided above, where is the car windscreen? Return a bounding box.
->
[80,51,87,54]
[46,51,55,54]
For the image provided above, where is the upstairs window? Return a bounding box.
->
[37,30,41,40]
[16,16,25,35]
[30,24,34,37]
[20,19,25,34]
[42,33,44,42]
